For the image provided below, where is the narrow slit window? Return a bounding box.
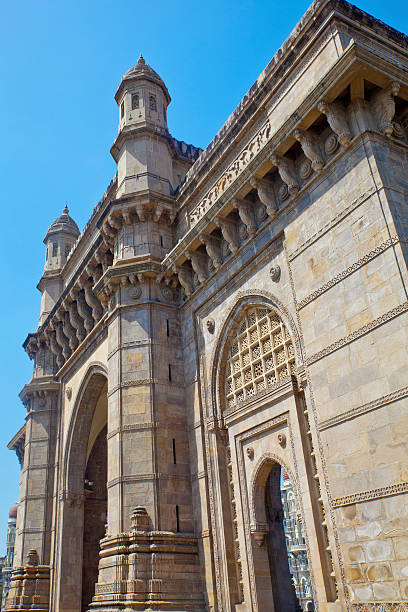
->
[172,438,177,464]
[168,364,172,382]
[120,101,125,118]
[166,319,170,337]
[176,505,180,532]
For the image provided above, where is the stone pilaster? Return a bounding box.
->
[90,279,205,610]
[6,377,60,611]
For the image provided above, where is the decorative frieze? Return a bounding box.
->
[332,482,408,508]
[189,120,271,225]
[318,385,408,431]
[296,237,400,310]
[306,301,408,366]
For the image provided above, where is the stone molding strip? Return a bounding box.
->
[107,473,190,488]
[332,482,408,508]
[287,186,377,261]
[107,422,158,440]
[351,604,407,611]
[318,385,408,431]
[306,301,408,365]
[107,378,186,397]
[296,237,399,310]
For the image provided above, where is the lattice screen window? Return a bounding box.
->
[224,307,296,409]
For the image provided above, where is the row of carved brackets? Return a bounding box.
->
[27,247,114,367]
[100,199,177,244]
[166,81,405,298]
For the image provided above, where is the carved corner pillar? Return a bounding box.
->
[12,381,60,611]
[5,550,50,612]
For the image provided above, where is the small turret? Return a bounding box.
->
[115,54,170,133]
[37,206,79,325]
[111,56,174,197]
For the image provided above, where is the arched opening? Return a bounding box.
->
[55,368,108,612]
[82,423,107,611]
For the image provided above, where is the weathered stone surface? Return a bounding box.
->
[8,1,408,611]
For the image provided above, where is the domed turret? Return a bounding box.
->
[43,205,80,273]
[114,54,170,136]
[9,503,18,520]
[37,205,80,325]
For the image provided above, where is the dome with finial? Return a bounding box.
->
[9,503,18,520]
[45,205,80,241]
[116,54,171,104]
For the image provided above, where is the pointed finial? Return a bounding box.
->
[63,203,69,215]
[137,53,146,66]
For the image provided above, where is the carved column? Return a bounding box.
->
[232,198,257,236]
[54,318,71,362]
[7,381,60,612]
[271,154,299,195]
[199,233,223,269]
[172,264,194,297]
[250,177,278,216]
[317,100,352,146]
[90,279,205,610]
[83,278,104,322]
[184,250,208,284]
[73,288,94,334]
[64,299,86,343]
[62,309,78,352]
[371,81,400,137]
[293,129,324,172]
[214,216,239,254]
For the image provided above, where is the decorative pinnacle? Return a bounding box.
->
[137,53,146,66]
[63,204,69,215]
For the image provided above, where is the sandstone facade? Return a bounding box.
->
[6,1,408,610]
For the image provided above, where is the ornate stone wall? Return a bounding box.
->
[8,1,408,611]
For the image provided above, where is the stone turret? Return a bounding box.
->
[111,55,175,197]
[37,206,79,325]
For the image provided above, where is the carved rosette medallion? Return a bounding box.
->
[325,133,339,155]
[299,159,313,179]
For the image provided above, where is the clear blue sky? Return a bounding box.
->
[0,0,406,550]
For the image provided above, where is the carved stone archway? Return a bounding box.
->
[52,364,108,612]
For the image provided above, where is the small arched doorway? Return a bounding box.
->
[265,464,315,612]
[82,423,107,611]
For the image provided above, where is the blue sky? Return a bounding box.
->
[0,0,406,550]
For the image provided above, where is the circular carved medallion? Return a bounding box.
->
[299,159,313,180]
[325,132,339,155]
[278,183,289,201]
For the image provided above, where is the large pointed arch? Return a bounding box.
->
[53,362,108,612]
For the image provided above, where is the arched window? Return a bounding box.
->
[224,306,296,409]
[149,95,157,111]
[131,93,139,109]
